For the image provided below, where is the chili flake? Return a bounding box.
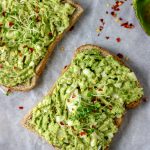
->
[69,26,74,31]
[29,48,34,52]
[2,11,6,17]
[48,32,52,36]
[92,97,97,103]
[142,97,147,102]
[72,94,76,98]
[9,22,14,27]
[100,19,105,25]
[18,106,24,110]
[60,122,65,125]
[105,36,110,40]
[121,22,135,29]
[64,65,68,69]
[35,6,39,13]
[111,11,117,17]
[36,16,41,22]
[117,53,124,59]
[80,131,87,136]
[116,37,121,43]
[99,26,103,31]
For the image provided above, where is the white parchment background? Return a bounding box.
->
[0,0,150,150]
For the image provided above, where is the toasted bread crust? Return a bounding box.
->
[22,44,143,150]
[3,0,83,91]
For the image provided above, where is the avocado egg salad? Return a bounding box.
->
[0,0,75,87]
[27,49,143,150]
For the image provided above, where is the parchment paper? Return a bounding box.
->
[0,0,150,150]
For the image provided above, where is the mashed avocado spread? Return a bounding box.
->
[0,0,75,87]
[29,49,143,150]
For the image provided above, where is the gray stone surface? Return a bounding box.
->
[0,0,150,150]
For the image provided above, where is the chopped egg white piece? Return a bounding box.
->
[90,132,98,147]
[66,89,80,113]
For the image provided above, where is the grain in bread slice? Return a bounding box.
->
[1,0,83,91]
[22,44,144,150]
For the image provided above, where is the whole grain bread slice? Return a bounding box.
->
[4,0,83,92]
[21,44,143,150]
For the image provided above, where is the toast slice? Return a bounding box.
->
[1,0,83,91]
[22,44,143,150]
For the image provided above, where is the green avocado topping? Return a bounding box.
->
[133,0,150,35]
[0,0,75,87]
[29,49,143,150]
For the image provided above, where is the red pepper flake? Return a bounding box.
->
[48,32,52,36]
[100,19,104,22]
[121,22,135,29]
[142,97,147,102]
[112,1,124,11]
[100,18,105,25]
[14,66,17,70]
[29,48,34,52]
[0,64,3,68]
[36,16,41,22]
[110,0,135,30]
[72,94,76,98]
[111,11,117,17]
[112,7,120,11]
[92,98,97,103]
[117,1,124,6]
[105,36,110,40]
[99,26,103,31]
[9,22,14,27]
[18,106,24,110]
[117,53,124,59]
[69,26,74,31]
[60,122,65,125]
[35,7,39,13]
[116,37,121,43]
[2,11,6,17]
[80,131,86,136]
[64,65,68,69]
[119,17,123,21]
